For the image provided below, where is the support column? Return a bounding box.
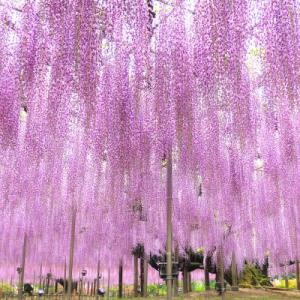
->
[96,260,100,300]
[106,269,110,300]
[166,150,173,300]
[67,209,76,300]
[93,279,97,296]
[118,262,123,298]
[143,258,148,297]
[173,246,179,296]
[204,257,210,291]
[63,257,67,294]
[296,260,300,290]
[18,234,27,300]
[188,272,192,292]
[183,267,188,294]
[216,247,225,298]
[39,264,43,289]
[134,254,139,297]
[231,252,239,291]
[140,254,145,296]
[284,265,289,289]
[91,281,94,296]
[46,274,50,294]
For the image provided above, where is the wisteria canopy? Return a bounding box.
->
[0,0,300,285]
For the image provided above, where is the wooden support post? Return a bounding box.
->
[166,150,173,300]
[285,265,289,289]
[39,264,43,289]
[183,267,188,294]
[296,260,300,290]
[140,254,145,296]
[204,257,210,291]
[231,252,239,291]
[216,247,225,299]
[106,269,110,300]
[18,234,27,300]
[134,254,139,297]
[63,257,67,294]
[188,272,192,292]
[46,274,50,294]
[173,247,178,297]
[67,210,76,300]
[55,280,58,293]
[93,279,96,296]
[118,262,123,298]
[143,258,148,297]
[96,260,100,300]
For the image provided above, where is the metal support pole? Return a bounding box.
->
[166,150,173,300]
[67,210,76,300]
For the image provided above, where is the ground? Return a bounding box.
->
[120,288,300,299]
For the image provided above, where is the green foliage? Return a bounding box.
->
[0,283,14,295]
[191,280,216,292]
[239,264,272,287]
